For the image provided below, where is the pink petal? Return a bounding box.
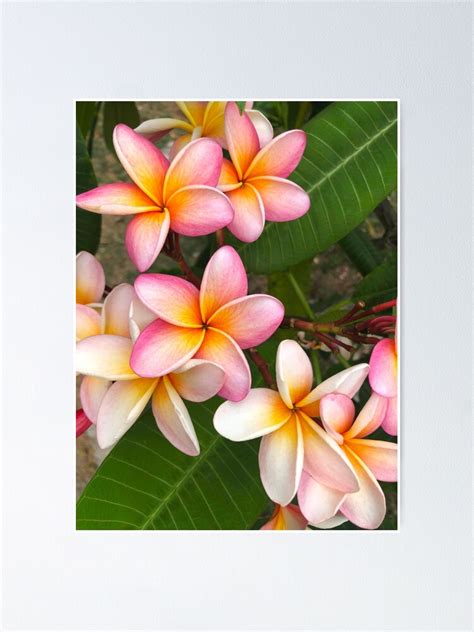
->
[152,376,200,456]
[76,251,105,304]
[76,409,93,438]
[79,375,111,423]
[169,359,225,402]
[340,446,387,529]
[96,377,158,448]
[166,185,234,236]
[246,109,274,148]
[101,283,135,337]
[298,364,369,417]
[297,470,346,525]
[249,176,310,221]
[76,182,159,215]
[226,183,265,242]
[76,304,101,341]
[224,102,260,179]
[369,338,397,398]
[259,415,303,505]
[299,413,359,493]
[213,388,292,441]
[200,245,248,322]
[320,393,355,442]
[194,328,251,401]
[76,334,137,380]
[130,319,205,378]
[345,439,397,482]
[246,130,307,179]
[163,137,223,200]
[134,273,201,327]
[276,339,313,408]
[125,210,170,272]
[113,124,169,207]
[382,396,398,436]
[207,294,284,349]
[344,393,388,440]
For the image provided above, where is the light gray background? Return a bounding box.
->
[1,1,472,630]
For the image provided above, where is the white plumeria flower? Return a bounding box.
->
[214,339,370,506]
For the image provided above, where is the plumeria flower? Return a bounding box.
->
[260,504,308,530]
[76,124,233,272]
[214,340,369,506]
[369,337,398,435]
[297,391,397,529]
[130,245,284,402]
[76,251,105,341]
[76,288,225,453]
[218,102,310,242]
[135,101,273,158]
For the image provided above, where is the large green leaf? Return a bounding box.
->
[238,101,397,273]
[103,101,140,152]
[339,224,383,275]
[353,251,397,305]
[76,399,267,530]
[76,125,101,253]
[76,102,100,141]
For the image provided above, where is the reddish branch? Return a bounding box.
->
[248,348,276,389]
[163,232,202,288]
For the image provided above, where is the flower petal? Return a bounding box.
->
[96,377,157,448]
[76,251,105,304]
[113,124,169,206]
[176,101,207,126]
[200,245,247,322]
[218,158,240,192]
[208,294,284,349]
[276,339,313,408]
[79,375,111,423]
[125,210,170,272]
[344,392,388,440]
[135,117,193,140]
[166,185,234,236]
[259,415,303,505]
[298,363,369,417]
[300,413,359,493]
[169,134,193,160]
[134,273,201,327]
[382,396,398,436]
[320,393,355,441]
[246,130,307,179]
[340,446,387,529]
[226,183,265,242]
[369,338,397,398]
[76,335,137,380]
[346,439,397,482]
[163,137,223,200]
[152,376,200,456]
[249,176,310,221]
[246,109,273,148]
[213,388,291,441]
[129,296,157,342]
[101,283,135,337]
[260,504,307,530]
[130,320,205,378]
[202,101,227,145]
[224,102,260,179]
[297,470,346,525]
[76,304,101,341]
[194,328,251,401]
[76,182,159,215]
[311,512,348,529]
[169,359,225,402]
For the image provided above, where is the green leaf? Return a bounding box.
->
[339,224,383,274]
[76,402,267,530]
[103,102,141,152]
[238,101,398,273]
[76,102,99,140]
[76,124,101,254]
[353,251,397,305]
[268,259,313,317]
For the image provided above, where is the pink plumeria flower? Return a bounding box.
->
[369,337,398,436]
[260,504,308,530]
[218,102,310,242]
[130,245,284,402]
[214,340,369,506]
[76,124,234,272]
[76,251,105,341]
[76,289,225,453]
[298,391,397,529]
[135,101,273,158]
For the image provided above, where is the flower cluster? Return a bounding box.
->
[76,100,397,530]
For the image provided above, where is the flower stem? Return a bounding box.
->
[248,348,276,389]
[311,349,322,384]
[286,271,315,320]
